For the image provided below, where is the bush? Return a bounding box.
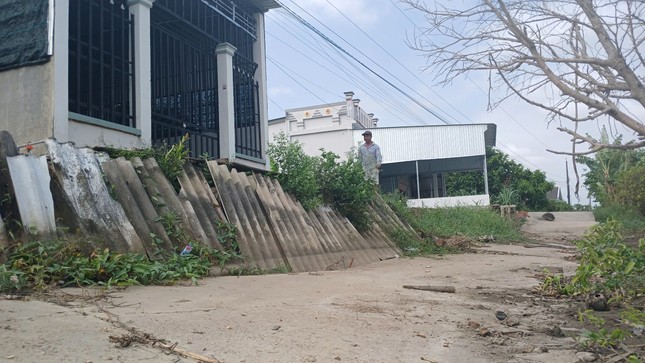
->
[267,134,376,231]
[546,199,574,212]
[267,133,321,210]
[593,203,645,235]
[614,164,645,216]
[560,220,644,300]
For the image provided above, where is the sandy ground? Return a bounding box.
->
[0,212,599,363]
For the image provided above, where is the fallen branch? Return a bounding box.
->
[403,285,456,293]
[154,341,222,363]
[523,243,577,250]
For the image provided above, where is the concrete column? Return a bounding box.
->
[53,0,69,142]
[128,0,154,145]
[483,154,490,195]
[344,91,354,120]
[216,42,237,161]
[254,12,269,167]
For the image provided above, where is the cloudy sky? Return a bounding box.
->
[262,0,634,205]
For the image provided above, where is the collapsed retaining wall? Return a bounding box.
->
[0,134,416,272]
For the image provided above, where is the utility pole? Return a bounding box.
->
[565,159,571,205]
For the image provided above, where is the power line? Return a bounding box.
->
[266,12,425,124]
[273,0,453,125]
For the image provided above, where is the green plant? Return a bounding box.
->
[0,239,220,293]
[537,271,573,296]
[267,134,376,230]
[578,309,606,327]
[102,133,190,192]
[614,163,645,216]
[495,186,518,206]
[566,220,645,299]
[267,133,321,210]
[316,149,375,231]
[580,327,629,349]
[593,203,645,235]
[546,199,574,212]
[215,220,240,255]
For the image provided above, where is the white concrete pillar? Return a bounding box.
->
[127,0,154,145]
[53,0,69,142]
[216,42,237,161]
[254,12,269,168]
[483,154,490,195]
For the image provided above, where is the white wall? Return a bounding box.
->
[407,194,491,208]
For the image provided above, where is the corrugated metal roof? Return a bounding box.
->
[353,124,492,163]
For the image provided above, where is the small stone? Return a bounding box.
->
[272,325,281,331]
[546,325,564,337]
[503,316,520,327]
[480,327,494,337]
[576,351,597,362]
[495,311,507,321]
[540,347,549,353]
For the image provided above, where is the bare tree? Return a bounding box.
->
[402,0,645,155]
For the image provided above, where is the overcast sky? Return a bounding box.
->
[262,0,634,205]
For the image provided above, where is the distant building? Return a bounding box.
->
[546,186,564,201]
[0,0,280,171]
[269,92,497,208]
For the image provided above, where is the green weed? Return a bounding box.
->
[0,239,219,293]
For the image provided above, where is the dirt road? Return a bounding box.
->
[0,212,597,363]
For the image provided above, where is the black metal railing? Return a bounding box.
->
[68,0,135,127]
[233,54,261,159]
[151,7,219,158]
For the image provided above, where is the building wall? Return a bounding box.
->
[0,63,54,146]
[351,124,489,163]
[68,120,146,149]
[291,129,354,159]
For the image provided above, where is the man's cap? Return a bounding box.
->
[362,130,372,136]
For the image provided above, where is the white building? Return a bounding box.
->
[0,0,280,171]
[269,92,497,208]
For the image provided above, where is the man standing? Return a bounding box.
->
[358,130,383,184]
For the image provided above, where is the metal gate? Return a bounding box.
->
[150,3,220,158]
[150,0,262,160]
[233,54,262,159]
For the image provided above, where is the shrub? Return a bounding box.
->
[614,164,645,216]
[593,203,645,235]
[546,199,574,212]
[267,133,321,210]
[566,220,644,299]
[316,150,374,231]
[494,186,518,206]
[267,134,376,231]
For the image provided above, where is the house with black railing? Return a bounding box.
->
[0,0,279,170]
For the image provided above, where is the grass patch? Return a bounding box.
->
[410,206,523,241]
[383,193,523,242]
[382,193,523,257]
